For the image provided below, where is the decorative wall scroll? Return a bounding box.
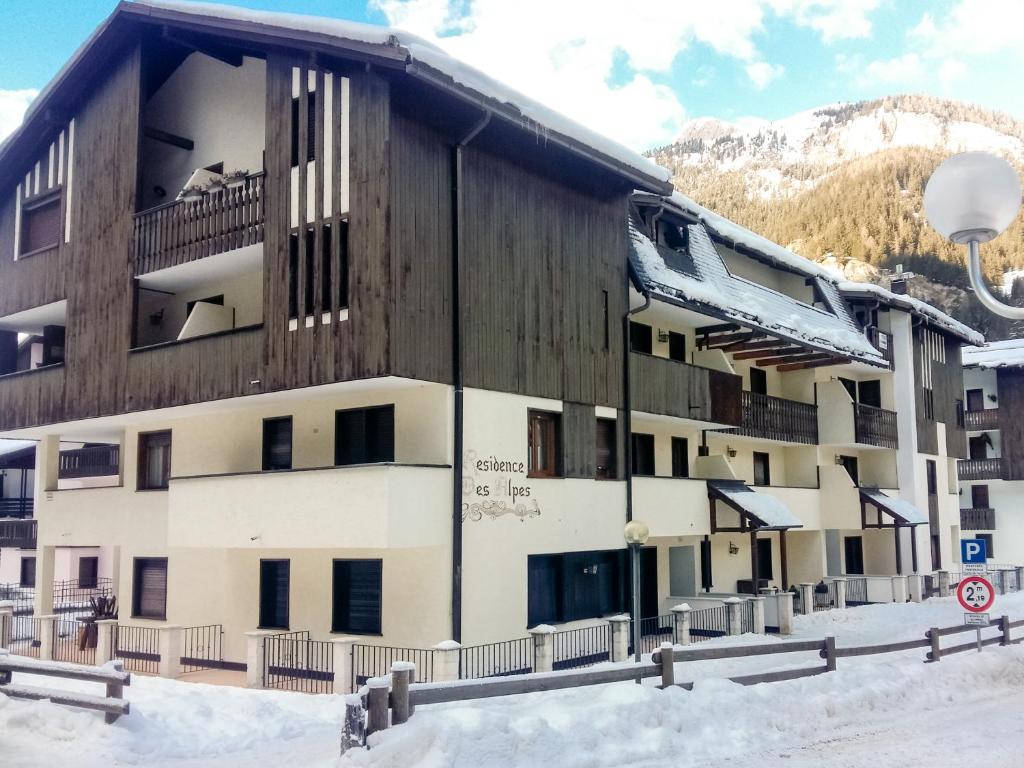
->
[461,449,542,523]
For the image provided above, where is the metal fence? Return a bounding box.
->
[459,637,532,680]
[634,614,677,655]
[263,632,334,694]
[551,623,611,670]
[52,619,97,665]
[181,624,224,673]
[845,577,870,605]
[740,600,756,632]
[689,605,729,641]
[114,624,161,674]
[8,616,41,658]
[814,582,837,612]
[352,644,434,688]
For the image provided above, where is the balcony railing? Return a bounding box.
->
[958,458,1005,482]
[735,391,818,444]
[0,519,36,548]
[132,172,264,275]
[58,444,120,479]
[964,409,999,431]
[629,352,742,426]
[865,327,894,367]
[853,403,899,449]
[960,507,996,530]
[0,497,32,518]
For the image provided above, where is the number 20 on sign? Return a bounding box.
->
[957,576,995,613]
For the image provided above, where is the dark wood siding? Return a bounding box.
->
[629,352,742,425]
[998,368,1024,480]
[913,329,966,458]
[562,401,596,479]
[912,329,939,456]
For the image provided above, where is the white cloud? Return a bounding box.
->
[373,0,786,149]
[860,53,923,86]
[770,0,882,42]
[0,89,37,143]
[746,61,785,89]
[910,1,1024,56]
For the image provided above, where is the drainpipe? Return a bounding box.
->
[624,268,651,523]
[450,110,491,644]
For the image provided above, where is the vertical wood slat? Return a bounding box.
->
[296,65,309,323]
[313,69,325,322]
[331,71,342,320]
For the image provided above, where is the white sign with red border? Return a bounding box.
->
[957,575,995,613]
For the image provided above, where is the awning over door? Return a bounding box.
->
[859,488,928,526]
[707,480,803,531]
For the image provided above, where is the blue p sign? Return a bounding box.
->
[962,538,987,564]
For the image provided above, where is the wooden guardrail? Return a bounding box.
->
[341,613,1024,753]
[0,649,130,723]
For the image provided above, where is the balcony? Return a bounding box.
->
[58,445,120,479]
[0,519,36,548]
[734,391,818,445]
[958,458,1005,482]
[0,497,32,518]
[964,409,999,431]
[960,507,996,530]
[853,403,899,449]
[132,172,264,276]
[629,352,742,426]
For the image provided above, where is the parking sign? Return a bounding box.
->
[962,539,987,574]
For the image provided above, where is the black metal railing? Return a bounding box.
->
[181,624,224,673]
[736,391,818,444]
[0,519,36,548]
[960,507,996,530]
[52,619,97,665]
[352,644,434,688]
[264,632,334,694]
[634,614,677,656]
[854,403,899,449]
[958,458,1004,481]
[0,497,32,518]
[459,638,532,679]
[8,616,41,658]
[964,408,999,431]
[114,624,161,674]
[551,624,611,670]
[689,605,729,641]
[740,600,756,632]
[58,444,120,479]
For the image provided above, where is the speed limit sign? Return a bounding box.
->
[957,576,995,613]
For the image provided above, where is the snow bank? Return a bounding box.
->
[963,338,1024,369]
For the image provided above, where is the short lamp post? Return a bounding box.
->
[924,152,1023,318]
[624,519,650,664]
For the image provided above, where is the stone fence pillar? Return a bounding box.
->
[670,604,691,646]
[907,574,924,603]
[607,615,630,661]
[331,637,359,695]
[799,583,815,616]
[158,625,183,679]
[724,597,743,635]
[529,626,555,673]
[245,630,276,688]
[431,640,461,682]
[38,615,57,661]
[0,601,12,649]
[891,575,908,603]
[751,597,766,634]
[833,579,847,610]
[777,591,794,635]
[938,570,950,597]
[95,619,117,665]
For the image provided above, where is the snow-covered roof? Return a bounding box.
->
[859,488,928,526]
[708,480,802,530]
[962,338,1024,369]
[629,222,887,366]
[837,281,984,346]
[0,439,34,458]
[119,1,670,188]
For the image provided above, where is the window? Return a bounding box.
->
[671,437,689,478]
[259,559,290,630]
[839,455,859,486]
[595,418,617,479]
[288,232,299,319]
[263,416,293,471]
[753,452,771,486]
[756,538,773,580]
[668,331,686,362]
[955,399,965,428]
[926,459,937,495]
[839,377,857,402]
[527,549,627,625]
[137,431,172,490]
[631,433,655,476]
[290,91,317,167]
[78,556,99,589]
[528,410,561,478]
[335,405,395,466]
[923,387,935,421]
[305,226,315,314]
[750,367,768,396]
[844,536,865,575]
[19,190,62,256]
[969,435,989,461]
[858,380,882,408]
[629,322,652,354]
[19,556,35,588]
[978,533,994,559]
[966,388,985,413]
[332,559,383,634]
[132,557,167,619]
[972,484,990,509]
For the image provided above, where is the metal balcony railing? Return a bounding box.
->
[736,391,818,444]
[853,403,899,448]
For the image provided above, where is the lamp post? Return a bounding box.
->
[624,519,650,664]
[924,152,1023,318]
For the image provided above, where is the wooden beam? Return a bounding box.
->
[723,338,789,354]
[143,127,194,151]
[756,352,832,367]
[750,530,759,590]
[779,529,789,590]
[704,331,760,349]
[737,346,807,363]
[776,356,851,372]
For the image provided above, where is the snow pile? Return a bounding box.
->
[963,338,1024,369]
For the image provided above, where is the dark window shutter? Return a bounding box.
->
[629,322,652,354]
[20,195,62,254]
[332,559,382,634]
[671,437,689,478]
[750,368,768,396]
[595,419,616,479]
[263,417,293,471]
[753,452,771,486]
[288,233,299,319]
[335,409,368,465]
[631,433,655,476]
[78,557,99,589]
[367,406,395,463]
[527,554,561,625]
[321,223,332,311]
[338,220,349,309]
[20,557,36,588]
[668,332,686,362]
[259,560,290,629]
[972,484,990,508]
[858,380,882,408]
[138,431,172,490]
[133,558,167,619]
[700,539,713,590]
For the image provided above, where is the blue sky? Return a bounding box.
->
[2,0,1023,149]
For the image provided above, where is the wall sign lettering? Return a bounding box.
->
[462,449,541,522]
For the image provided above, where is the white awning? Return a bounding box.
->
[708,480,803,530]
[860,488,928,526]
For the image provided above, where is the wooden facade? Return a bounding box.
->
[996,368,1024,481]
[913,328,968,459]
[628,352,742,426]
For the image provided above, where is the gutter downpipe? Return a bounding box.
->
[450,109,491,644]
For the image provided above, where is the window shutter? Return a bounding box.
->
[259,560,290,629]
[671,437,689,478]
[20,195,62,254]
[527,554,561,625]
[335,409,367,465]
[78,557,98,589]
[595,419,616,479]
[263,417,293,471]
[134,558,167,619]
[20,557,36,588]
[333,560,382,634]
[367,406,395,463]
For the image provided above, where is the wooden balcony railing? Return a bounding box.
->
[0,519,36,549]
[958,458,1005,482]
[865,327,894,367]
[960,507,996,530]
[964,409,999,431]
[0,497,32,519]
[58,444,120,479]
[854,403,899,449]
[736,391,818,444]
[629,352,742,426]
[132,172,264,275]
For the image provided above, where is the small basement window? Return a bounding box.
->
[19,190,62,257]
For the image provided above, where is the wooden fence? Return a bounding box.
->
[0,650,130,723]
[341,613,1024,752]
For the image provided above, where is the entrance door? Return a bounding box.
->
[669,546,696,596]
[640,547,659,620]
[844,536,865,575]
[756,538,773,581]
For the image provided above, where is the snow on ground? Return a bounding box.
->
[4,593,1024,767]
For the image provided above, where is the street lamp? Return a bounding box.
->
[624,519,650,663]
[924,152,1023,318]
